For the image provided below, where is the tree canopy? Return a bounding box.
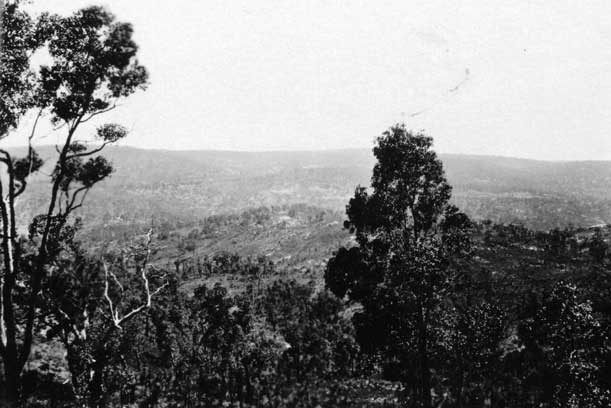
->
[0,3,148,405]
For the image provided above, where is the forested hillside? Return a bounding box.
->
[15,146,611,231]
[7,145,611,407]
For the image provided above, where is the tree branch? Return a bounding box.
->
[20,113,86,369]
[102,230,167,330]
[13,181,26,198]
[63,185,89,217]
[14,110,42,197]
[65,141,111,161]
[0,149,11,165]
[80,104,118,124]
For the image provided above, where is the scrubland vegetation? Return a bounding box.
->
[2,2,611,407]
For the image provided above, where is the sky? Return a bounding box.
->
[8,0,611,160]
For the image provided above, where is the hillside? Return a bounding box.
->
[14,146,611,231]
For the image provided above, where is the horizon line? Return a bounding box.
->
[8,143,611,163]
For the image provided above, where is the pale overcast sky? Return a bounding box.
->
[10,0,611,160]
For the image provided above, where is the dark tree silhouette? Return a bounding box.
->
[326,124,471,408]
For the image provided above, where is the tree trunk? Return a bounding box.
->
[417,304,431,408]
[1,194,20,407]
[2,350,21,406]
[88,365,106,408]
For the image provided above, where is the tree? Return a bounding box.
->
[516,282,610,407]
[43,231,168,406]
[0,3,148,404]
[260,280,360,383]
[588,229,608,264]
[0,0,46,137]
[446,299,507,407]
[325,124,471,408]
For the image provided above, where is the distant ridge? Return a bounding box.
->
[11,144,611,163]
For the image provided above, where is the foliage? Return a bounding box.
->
[326,124,472,408]
[259,280,360,382]
[0,0,47,136]
[511,282,610,407]
[0,2,147,405]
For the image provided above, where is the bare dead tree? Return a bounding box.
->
[103,230,168,330]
